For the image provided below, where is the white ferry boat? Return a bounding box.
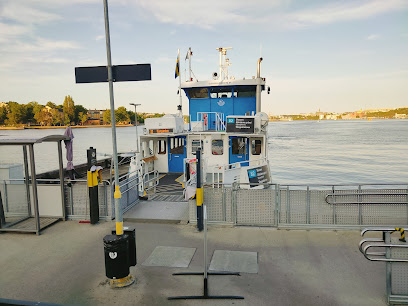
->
[131,47,272,195]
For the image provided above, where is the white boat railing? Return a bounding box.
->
[195,112,226,131]
[204,157,269,187]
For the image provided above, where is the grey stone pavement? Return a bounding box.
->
[0,220,387,306]
[124,200,189,223]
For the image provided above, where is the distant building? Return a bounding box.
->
[341,111,366,120]
[326,114,337,120]
[86,109,107,125]
[395,113,408,119]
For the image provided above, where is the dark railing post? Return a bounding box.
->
[196,148,203,231]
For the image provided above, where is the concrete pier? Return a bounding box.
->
[0,221,386,305]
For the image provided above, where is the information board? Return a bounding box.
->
[226,117,254,133]
[149,128,173,134]
[247,165,270,186]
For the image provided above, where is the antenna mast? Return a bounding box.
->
[216,47,232,80]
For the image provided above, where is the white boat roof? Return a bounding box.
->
[181,78,265,89]
[141,131,265,138]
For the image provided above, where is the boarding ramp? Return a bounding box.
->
[360,227,408,305]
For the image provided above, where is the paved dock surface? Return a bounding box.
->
[124,200,189,223]
[0,221,386,305]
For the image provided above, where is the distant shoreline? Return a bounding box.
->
[0,124,142,130]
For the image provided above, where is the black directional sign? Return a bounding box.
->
[75,64,151,83]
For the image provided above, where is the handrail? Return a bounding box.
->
[362,243,408,262]
[359,227,408,262]
[326,192,408,205]
[143,170,159,192]
[361,227,396,236]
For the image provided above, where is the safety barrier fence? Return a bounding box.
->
[1,172,140,222]
[189,183,408,229]
[360,227,408,304]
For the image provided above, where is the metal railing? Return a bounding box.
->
[360,227,408,305]
[142,170,159,194]
[205,157,269,187]
[189,183,408,229]
[194,112,226,131]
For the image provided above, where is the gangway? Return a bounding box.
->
[360,227,408,304]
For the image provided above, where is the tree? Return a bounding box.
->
[6,102,26,125]
[34,105,45,125]
[0,104,8,125]
[103,109,111,124]
[74,105,88,125]
[46,101,57,108]
[102,108,130,124]
[24,101,38,124]
[78,112,88,125]
[116,106,130,123]
[52,108,63,126]
[63,95,75,124]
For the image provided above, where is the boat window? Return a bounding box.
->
[210,87,233,98]
[158,140,166,154]
[251,139,262,155]
[186,88,209,99]
[149,140,154,155]
[192,140,203,154]
[170,138,184,154]
[231,138,247,155]
[212,140,223,155]
[234,86,256,97]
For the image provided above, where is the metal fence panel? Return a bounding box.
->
[236,187,276,226]
[391,247,408,295]
[288,190,307,224]
[310,190,334,225]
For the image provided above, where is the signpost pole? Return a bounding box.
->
[103,0,122,236]
[103,0,133,288]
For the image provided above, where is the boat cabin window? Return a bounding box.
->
[210,87,233,98]
[251,139,262,155]
[186,88,209,99]
[191,140,203,154]
[212,140,223,155]
[170,138,184,154]
[231,138,247,155]
[158,140,166,154]
[234,86,256,98]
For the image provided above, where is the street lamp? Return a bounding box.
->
[129,103,141,153]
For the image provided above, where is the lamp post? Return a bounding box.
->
[129,103,141,153]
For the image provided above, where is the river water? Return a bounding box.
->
[0,120,407,185]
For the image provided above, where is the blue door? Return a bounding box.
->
[229,136,249,166]
[168,136,186,173]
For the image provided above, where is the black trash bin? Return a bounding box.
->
[103,234,130,279]
[112,227,137,266]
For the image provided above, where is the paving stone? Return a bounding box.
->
[209,250,258,274]
[142,246,196,268]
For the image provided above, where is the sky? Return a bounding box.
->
[0,0,407,115]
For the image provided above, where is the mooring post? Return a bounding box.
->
[196,148,203,231]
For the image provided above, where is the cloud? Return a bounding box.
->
[366,34,380,41]
[134,0,284,29]
[283,0,407,28]
[95,35,105,41]
[0,1,61,24]
[127,0,407,30]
